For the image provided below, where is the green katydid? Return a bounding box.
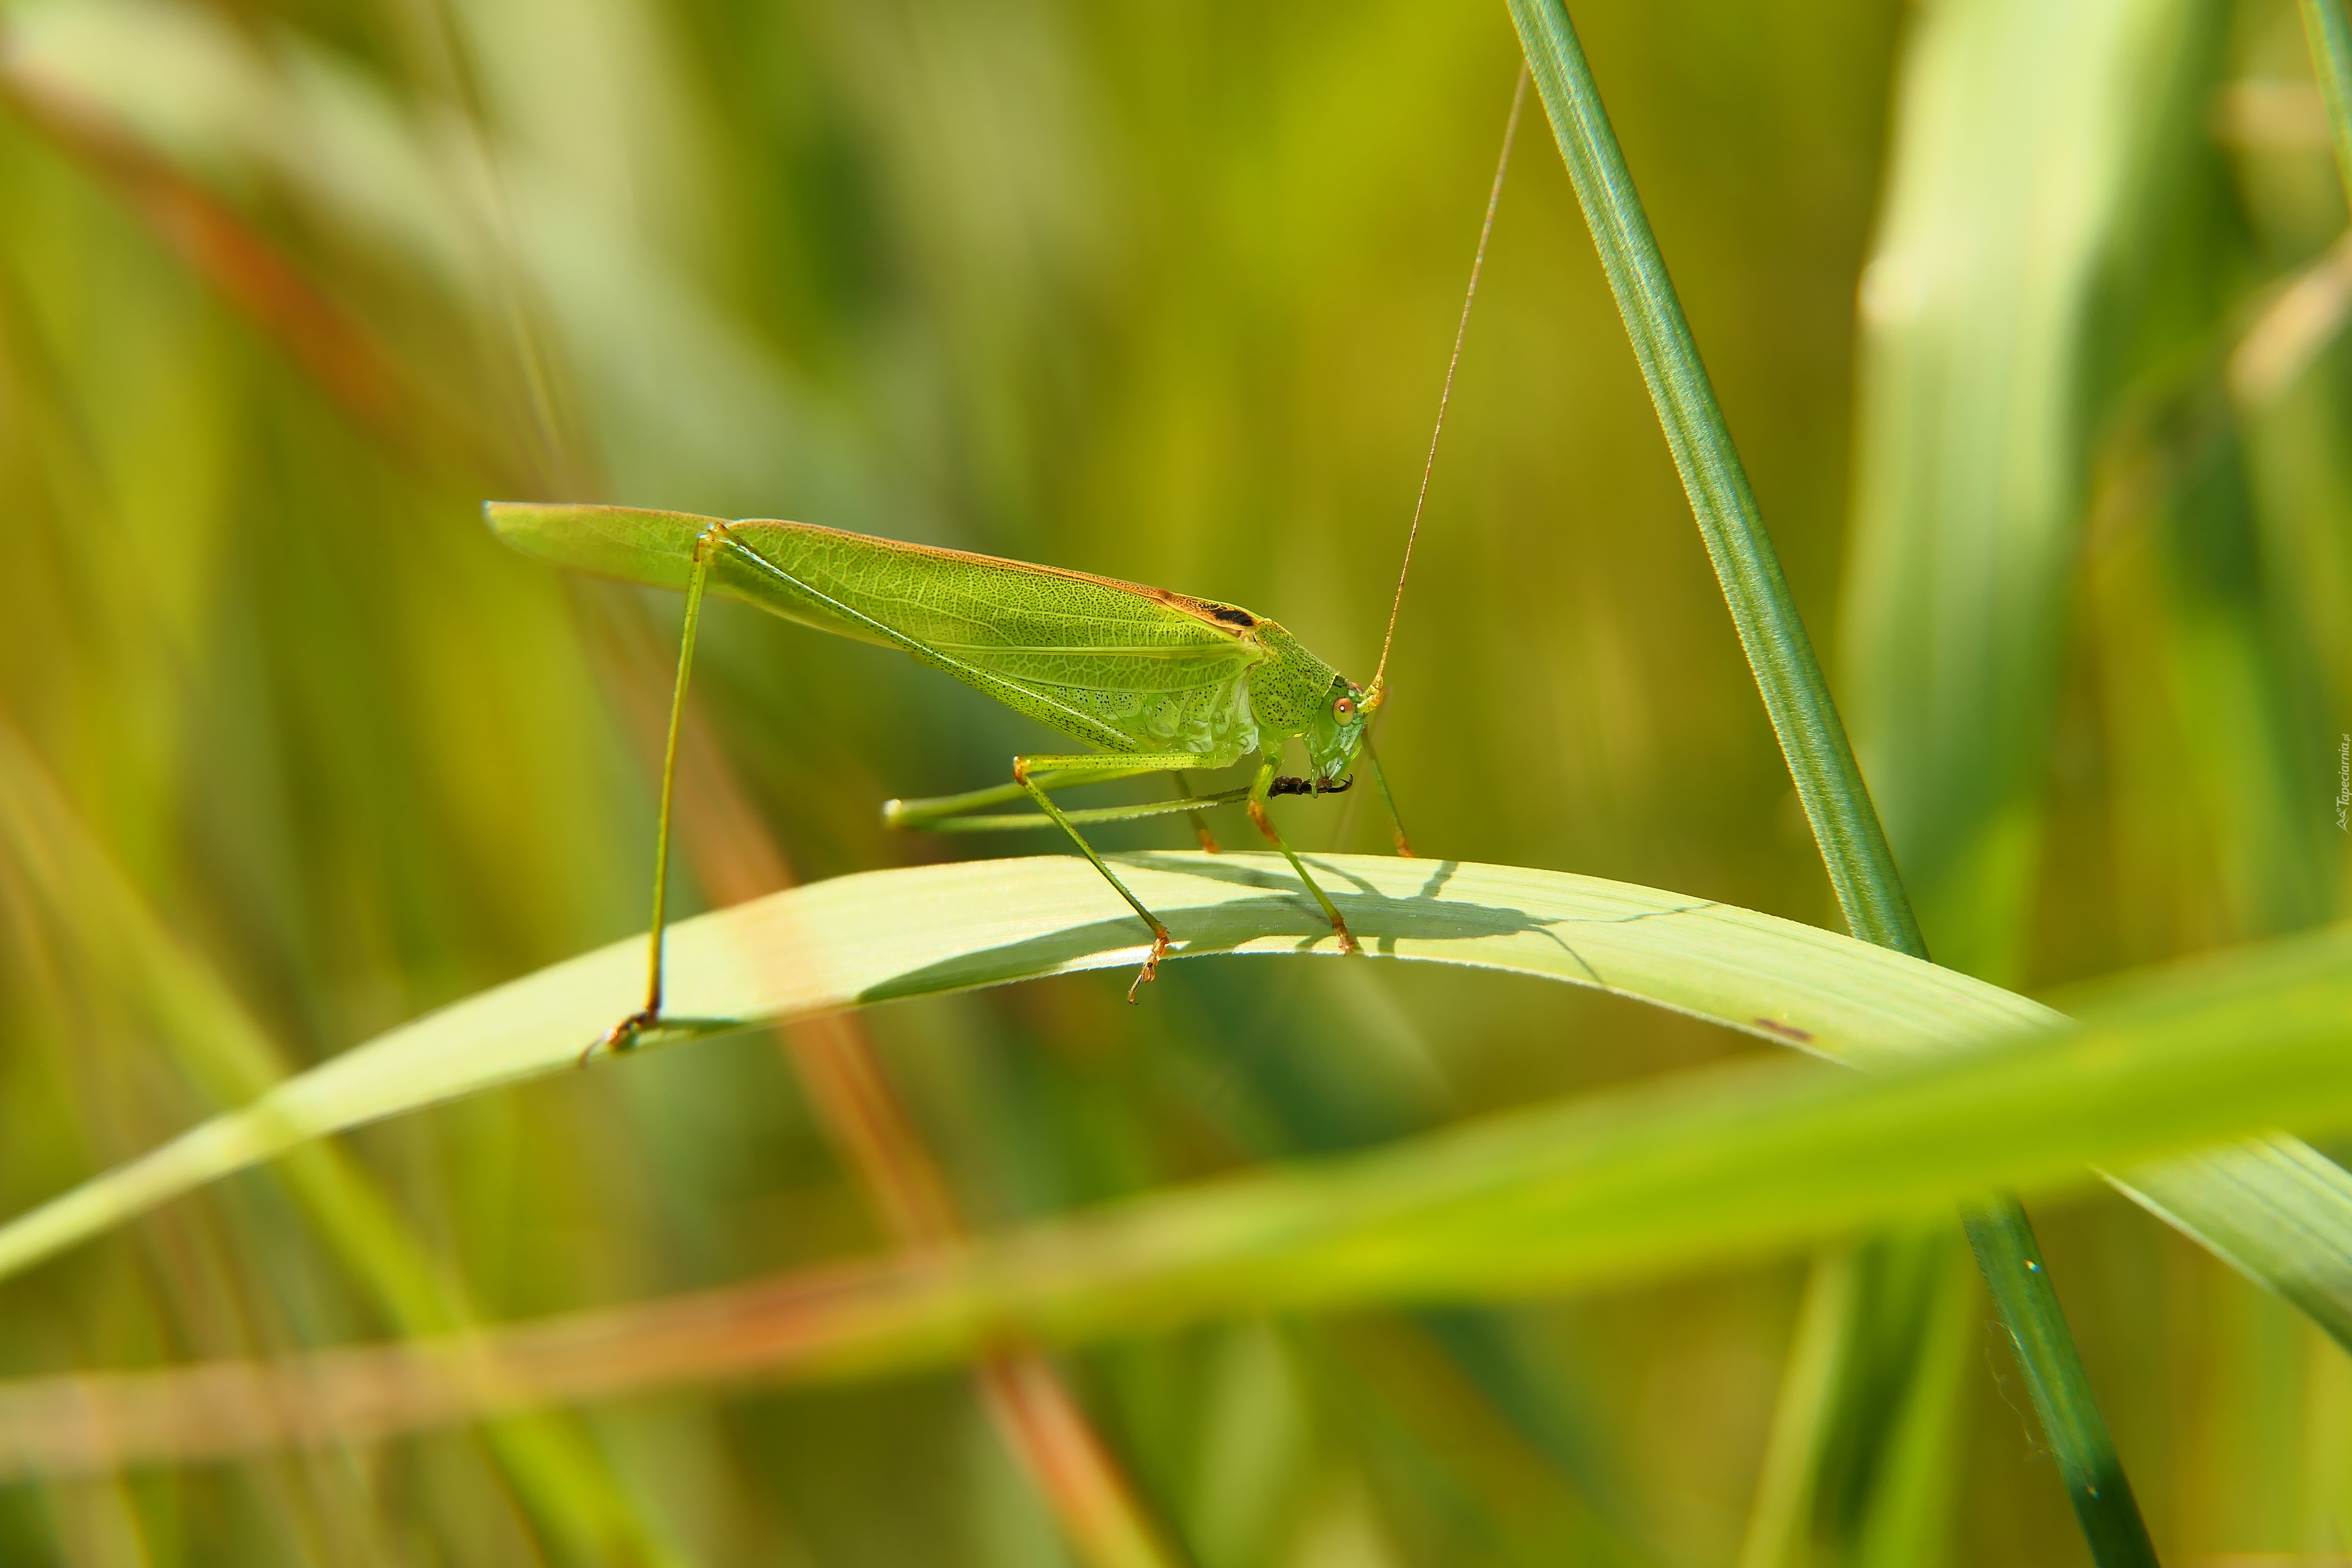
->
[486,503,1409,1031]
[488,71,1526,1054]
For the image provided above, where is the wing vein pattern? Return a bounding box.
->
[717,521,1265,763]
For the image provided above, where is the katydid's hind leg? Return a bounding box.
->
[1246,760,1359,954]
[1171,770,1221,852]
[883,764,1169,831]
[1013,752,1203,1001]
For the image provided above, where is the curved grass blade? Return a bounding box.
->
[1503,2,2167,1554]
[5,850,2352,1352]
[2,918,2349,1474]
[0,851,2015,1287]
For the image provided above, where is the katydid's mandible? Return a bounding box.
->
[485,67,1525,1057]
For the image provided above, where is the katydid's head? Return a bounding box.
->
[1303,677,1371,783]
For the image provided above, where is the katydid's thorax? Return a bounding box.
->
[1243,620,1371,783]
[1242,622,1340,745]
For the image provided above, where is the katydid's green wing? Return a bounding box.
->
[487,503,1266,760]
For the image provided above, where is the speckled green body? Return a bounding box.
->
[488,503,1371,782]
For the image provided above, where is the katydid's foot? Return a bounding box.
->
[1126,928,1174,1003]
[1193,821,1222,853]
[1333,916,1360,956]
[586,1008,658,1065]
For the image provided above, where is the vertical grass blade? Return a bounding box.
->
[1846,1233,1978,1566]
[1500,0,1917,959]
[1502,2,2157,1557]
[1734,1249,1855,1568]
[1839,0,2219,986]
[2301,0,2352,207]
[1740,1231,1977,1565]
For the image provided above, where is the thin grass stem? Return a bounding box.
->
[1503,1,2158,1558]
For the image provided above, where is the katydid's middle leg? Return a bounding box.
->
[1171,770,1222,852]
[1246,758,1359,954]
[1012,751,1223,1001]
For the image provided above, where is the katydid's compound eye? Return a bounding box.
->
[1333,696,1355,720]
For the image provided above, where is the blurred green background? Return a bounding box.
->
[0,0,2346,1561]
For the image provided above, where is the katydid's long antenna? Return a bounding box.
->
[1365,63,1528,710]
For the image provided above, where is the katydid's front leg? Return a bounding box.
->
[1011,751,1226,1001]
[1246,758,1359,954]
[597,520,733,1061]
